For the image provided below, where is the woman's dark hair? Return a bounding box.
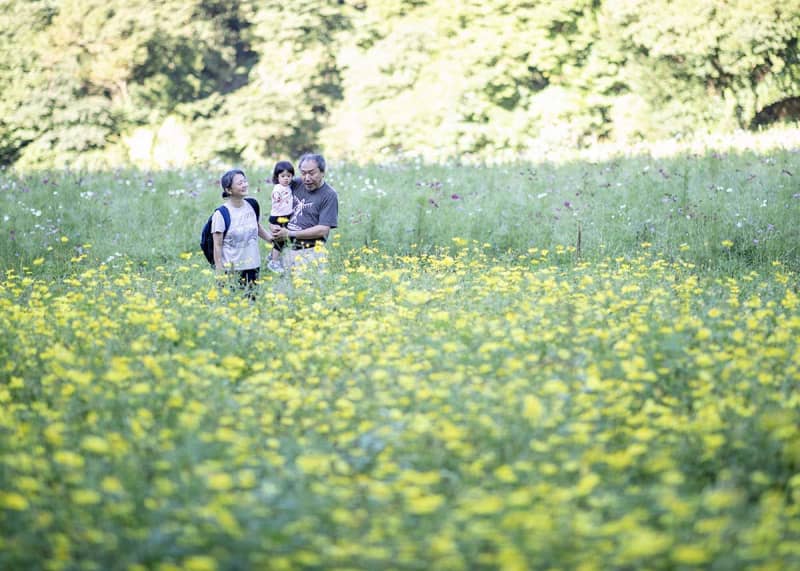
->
[272,161,295,184]
[220,168,246,198]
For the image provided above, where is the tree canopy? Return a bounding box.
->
[1,0,798,168]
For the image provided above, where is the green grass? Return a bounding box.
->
[2,144,798,278]
[0,137,798,569]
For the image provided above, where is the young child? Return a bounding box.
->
[267,160,295,272]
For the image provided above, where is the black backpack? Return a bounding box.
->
[200,197,260,265]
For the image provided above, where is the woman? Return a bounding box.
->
[212,169,271,289]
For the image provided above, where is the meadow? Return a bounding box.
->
[1,134,799,569]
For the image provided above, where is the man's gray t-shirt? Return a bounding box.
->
[288,179,338,240]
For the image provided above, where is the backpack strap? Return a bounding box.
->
[217,205,231,235]
[244,197,260,221]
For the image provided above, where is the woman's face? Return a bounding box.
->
[277,171,293,186]
[229,173,248,196]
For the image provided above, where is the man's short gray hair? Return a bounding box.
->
[298,153,326,172]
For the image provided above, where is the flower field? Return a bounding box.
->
[1,245,799,569]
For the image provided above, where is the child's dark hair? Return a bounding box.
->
[272,161,295,184]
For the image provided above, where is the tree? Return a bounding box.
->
[0,0,59,165]
[324,0,603,161]
[0,0,260,167]
[185,0,352,164]
[1,0,798,167]
[601,0,800,136]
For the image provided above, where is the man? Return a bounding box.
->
[270,153,339,270]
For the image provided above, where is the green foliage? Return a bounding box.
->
[601,0,800,136]
[0,0,58,164]
[186,0,352,164]
[326,0,604,159]
[0,0,798,167]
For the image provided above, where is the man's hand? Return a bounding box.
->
[272,226,290,241]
